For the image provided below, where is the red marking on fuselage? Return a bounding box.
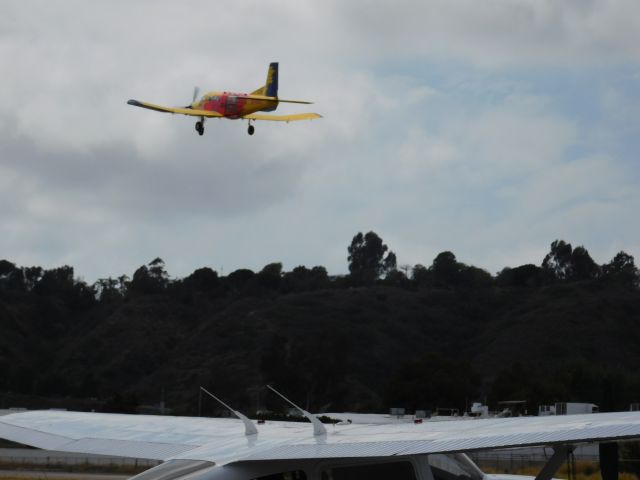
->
[198,91,272,118]
[222,92,248,119]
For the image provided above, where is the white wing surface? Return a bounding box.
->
[2,411,640,466]
[0,411,273,461]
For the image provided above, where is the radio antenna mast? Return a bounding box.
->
[200,387,258,436]
[266,385,326,436]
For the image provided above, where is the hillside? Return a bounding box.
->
[1,268,639,416]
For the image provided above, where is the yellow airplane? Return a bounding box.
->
[127,62,321,136]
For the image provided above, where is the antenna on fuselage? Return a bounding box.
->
[266,385,327,436]
[200,387,258,436]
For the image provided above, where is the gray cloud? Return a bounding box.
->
[332,0,640,66]
[1,122,305,221]
[1,0,639,281]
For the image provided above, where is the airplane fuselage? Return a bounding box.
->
[191,91,277,119]
[133,452,534,480]
[127,63,320,135]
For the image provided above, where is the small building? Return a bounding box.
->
[539,402,598,415]
[496,400,527,417]
[555,402,598,415]
[469,402,490,418]
[538,404,556,416]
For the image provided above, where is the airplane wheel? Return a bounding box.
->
[198,127,204,136]
[195,121,202,132]
[248,125,255,135]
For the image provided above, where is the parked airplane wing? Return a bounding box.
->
[1,411,640,466]
[242,112,322,122]
[127,100,223,118]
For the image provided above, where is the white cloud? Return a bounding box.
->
[0,0,639,281]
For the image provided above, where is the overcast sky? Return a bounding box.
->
[2,0,639,282]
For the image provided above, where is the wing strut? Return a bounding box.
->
[599,442,618,480]
[266,385,327,436]
[534,445,574,480]
[200,387,258,436]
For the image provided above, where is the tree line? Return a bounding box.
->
[0,235,638,304]
[1,233,639,416]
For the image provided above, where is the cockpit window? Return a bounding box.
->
[428,454,478,480]
[321,461,416,480]
[252,470,306,480]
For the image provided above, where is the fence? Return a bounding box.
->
[470,449,640,475]
[0,448,159,471]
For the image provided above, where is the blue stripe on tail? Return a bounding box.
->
[265,62,278,98]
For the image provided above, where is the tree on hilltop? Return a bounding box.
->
[0,260,25,291]
[130,257,169,294]
[184,267,219,291]
[258,262,283,289]
[602,251,639,287]
[347,231,397,285]
[542,240,599,282]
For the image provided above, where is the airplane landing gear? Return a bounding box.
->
[247,124,255,136]
[195,120,204,136]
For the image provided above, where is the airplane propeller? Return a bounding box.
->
[192,86,200,104]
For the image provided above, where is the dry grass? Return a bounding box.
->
[0,477,81,480]
[0,461,148,475]
[483,460,639,480]
[0,475,128,480]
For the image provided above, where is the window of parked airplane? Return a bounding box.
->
[321,461,416,480]
[251,470,306,480]
[129,460,213,480]
[428,454,478,480]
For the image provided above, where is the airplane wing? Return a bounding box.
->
[2,410,640,466]
[242,94,313,105]
[242,112,322,122]
[127,100,223,118]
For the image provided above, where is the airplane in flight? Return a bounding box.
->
[127,62,321,136]
[1,387,639,480]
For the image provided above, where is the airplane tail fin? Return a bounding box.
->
[264,62,278,97]
[251,62,279,111]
